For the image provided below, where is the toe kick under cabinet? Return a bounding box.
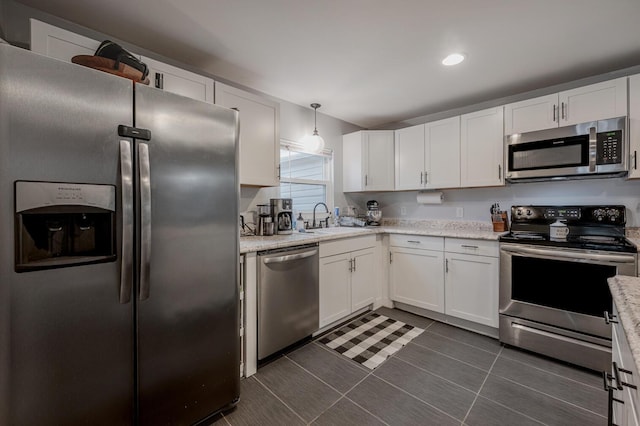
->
[389,235,499,329]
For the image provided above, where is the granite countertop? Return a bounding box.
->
[608,275,640,375]
[240,219,506,253]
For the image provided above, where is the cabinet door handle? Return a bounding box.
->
[604,311,618,324]
[389,252,393,263]
[348,258,354,272]
[155,72,164,89]
[553,104,557,122]
[445,258,449,273]
[424,171,428,184]
[561,102,566,120]
[633,150,637,170]
[353,258,356,272]
[365,174,368,187]
[613,361,637,390]
[498,164,502,180]
[407,240,421,244]
[420,172,423,184]
[461,245,479,249]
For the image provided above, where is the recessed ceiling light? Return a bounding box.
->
[442,53,465,66]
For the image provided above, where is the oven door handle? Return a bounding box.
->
[501,245,636,264]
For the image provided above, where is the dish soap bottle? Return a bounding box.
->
[296,212,305,231]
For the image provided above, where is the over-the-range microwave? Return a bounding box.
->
[505,116,627,182]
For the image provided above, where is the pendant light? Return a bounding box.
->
[303,103,325,153]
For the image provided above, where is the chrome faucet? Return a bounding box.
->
[312,202,329,228]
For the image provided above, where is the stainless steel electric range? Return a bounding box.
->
[499,205,637,372]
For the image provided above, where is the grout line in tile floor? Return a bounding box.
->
[498,352,604,391]
[224,310,607,425]
[285,343,389,425]
[493,373,607,420]
[461,345,502,424]
[409,339,492,373]
[371,370,463,424]
[253,374,308,424]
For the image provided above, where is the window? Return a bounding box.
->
[279,140,333,213]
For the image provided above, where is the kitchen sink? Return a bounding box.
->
[308,227,372,235]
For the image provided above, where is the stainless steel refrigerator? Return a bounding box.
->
[0,43,240,425]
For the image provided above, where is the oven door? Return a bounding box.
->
[499,243,637,339]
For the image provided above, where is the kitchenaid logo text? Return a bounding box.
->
[57,187,82,191]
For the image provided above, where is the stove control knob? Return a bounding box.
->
[593,208,603,221]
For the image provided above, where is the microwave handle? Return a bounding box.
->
[588,126,597,172]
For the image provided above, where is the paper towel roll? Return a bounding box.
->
[416,191,444,204]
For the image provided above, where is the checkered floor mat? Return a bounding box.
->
[319,312,424,369]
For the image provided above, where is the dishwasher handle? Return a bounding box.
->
[262,249,318,264]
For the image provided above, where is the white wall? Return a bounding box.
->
[344,177,640,227]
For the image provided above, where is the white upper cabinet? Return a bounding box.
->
[394,124,425,190]
[629,74,640,179]
[142,56,213,103]
[30,19,100,61]
[394,117,460,190]
[215,82,280,187]
[30,19,215,104]
[559,78,627,126]
[425,116,461,189]
[343,130,394,192]
[505,78,627,135]
[460,107,505,187]
[504,93,557,135]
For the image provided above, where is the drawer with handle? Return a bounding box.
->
[445,238,498,257]
[389,234,443,251]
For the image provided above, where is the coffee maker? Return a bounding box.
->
[366,200,382,226]
[270,198,293,235]
[256,204,274,236]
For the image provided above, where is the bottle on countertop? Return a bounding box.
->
[296,212,305,231]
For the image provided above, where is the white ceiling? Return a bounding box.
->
[15,0,640,128]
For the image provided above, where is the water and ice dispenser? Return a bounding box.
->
[15,181,117,272]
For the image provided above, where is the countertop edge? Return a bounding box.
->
[240,226,505,254]
[608,275,640,376]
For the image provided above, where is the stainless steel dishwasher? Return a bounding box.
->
[257,243,319,360]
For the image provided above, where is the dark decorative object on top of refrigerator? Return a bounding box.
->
[0,43,240,425]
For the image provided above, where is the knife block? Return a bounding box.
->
[492,212,508,232]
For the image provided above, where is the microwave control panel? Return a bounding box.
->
[596,130,622,165]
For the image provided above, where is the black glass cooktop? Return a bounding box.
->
[499,205,638,254]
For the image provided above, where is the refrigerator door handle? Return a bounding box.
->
[139,143,152,300]
[119,140,134,304]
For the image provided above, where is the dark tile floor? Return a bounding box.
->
[213,307,607,425]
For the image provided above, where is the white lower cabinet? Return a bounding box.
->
[389,235,499,329]
[319,253,352,327]
[444,253,498,327]
[609,303,640,426]
[319,236,377,328]
[389,235,445,313]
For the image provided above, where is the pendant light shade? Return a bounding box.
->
[303,103,325,153]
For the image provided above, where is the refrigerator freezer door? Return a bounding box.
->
[134,84,240,425]
[0,45,134,425]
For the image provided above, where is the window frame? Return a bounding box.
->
[278,139,334,214]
